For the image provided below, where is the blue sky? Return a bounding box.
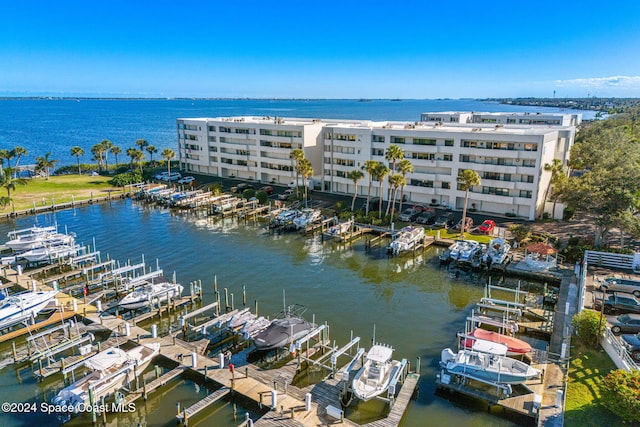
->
[2,0,640,98]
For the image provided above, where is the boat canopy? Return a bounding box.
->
[366,345,393,363]
[472,339,508,356]
[85,348,128,371]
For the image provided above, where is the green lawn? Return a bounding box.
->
[2,175,120,211]
[564,340,622,426]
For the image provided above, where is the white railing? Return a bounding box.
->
[584,250,635,271]
[602,327,638,371]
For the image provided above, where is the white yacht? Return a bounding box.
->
[440,347,539,384]
[450,240,480,263]
[483,238,512,267]
[119,282,184,310]
[293,208,322,229]
[388,226,425,255]
[0,290,58,329]
[18,243,82,263]
[52,343,160,414]
[6,225,74,251]
[352,344,402,401]
[323,219,354,239]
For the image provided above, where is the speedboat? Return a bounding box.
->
[274,208,301,226]
[18,243,82,263]
[119,282,183,310]
[440,347,539,384]
[455,240,480,263]
[6,226,74,252]
[459,328,532,356]
[323,220,354,239]
[253,305,316,350]
[293,208,322,229]
[483,238,511,267]
[52,343,160,414]
[388,226,425,255]
[0,290,58,329]
[352,344,402,401]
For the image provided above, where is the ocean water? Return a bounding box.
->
[0,98,594,169]
[0,200,547,426]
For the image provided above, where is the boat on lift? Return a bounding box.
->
[352,344,402,401]
[6,225,75,252]
[459,328,532,356]
[293,208,322,229]
[323,219,354,239]
[118,281,183,310]
[483,238,512,267]
[253,304,316,350]
[440,347,539,384]
[52,343,160,414]
[388,226,425,255]
[0,290,58,329]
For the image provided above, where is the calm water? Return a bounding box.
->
[0,200,546,426]
[0,98,594,168]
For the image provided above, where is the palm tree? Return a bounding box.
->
[388,174,405,219]
[110,145,122,168]
[162,148,176,174]
[457,169,481,238]
[347,169,365,212]
[70,146,85,174]
[35,153,58,180]
[384,144,404,215]
[100,140,113,172]
[0,149,15,172]
[126,148,138,170]
[146,145,158,165]
[91,143,107,172]
[374,162,390,218]
[362,160,378,215]
[0,167,27,197]
[11,146,27,178]
[299,158,314,207]
[132,149,145,173]
[397,159,413,213]
[135,139,149,151]
[289,148,305,197]
[544,158,567,218]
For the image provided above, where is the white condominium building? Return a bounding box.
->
[177,113,579,220]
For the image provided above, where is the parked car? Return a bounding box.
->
[361,197,381,212]
[277,188,295,200]
[164,172,182,182]
[599,277,640,298]
[478,219,497,235]
[398,206,426,222]
[433,213,454,229]
[454,217,474,232]
[415,210,437,225]
[177,176,195,184]
[621,332,640,362]
[154,171,169,180]
[232,183,254,193]
[607,313,640,335]
[259,186,274,195]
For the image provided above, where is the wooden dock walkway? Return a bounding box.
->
[176,386,230,425]
[125,366,186,405]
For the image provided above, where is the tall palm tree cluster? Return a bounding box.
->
[355,144,413,219]
[289,148,314,205]
[0,146,56,208]
[71,138,174,175]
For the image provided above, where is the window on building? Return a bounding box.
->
[413,138,436,146]
[461,140,478,148]
[390,137,405,144]
[519,190,532,198]
[372,135,385,143]
[372,148,384,156]
[443,154,453,161]
[442,182,450,189]
[410,179,434,187]
[208,125,216,131]
[524,143,538,151]
[444,139,454,146]
[411,152,435,160]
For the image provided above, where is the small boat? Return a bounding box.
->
[6,225,75,252]
[293,208,322,229]
[459,328,532,356]
[119,282,184,310]
[274,208,301,226]
[388,226,425,255]
[253,304,316,350]
[52,343,160,414]
[454,240,480,263]
[323,220,354,239]
[483,238,512,267]
[352,344,402,401]
[440,347,539,384]
[18,243,82,263]
[0,290,58,329]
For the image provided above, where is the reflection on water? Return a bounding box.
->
[0,199,544,427]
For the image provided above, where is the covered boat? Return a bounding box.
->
[52,343,160,414]
[253,304,315,350]
[118,282,183,310]
[440,347,539,384]
[352,344,402,401]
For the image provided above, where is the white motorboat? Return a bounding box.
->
[118,282,184,310]
[323,219,354,239]
[293,208,322,229]
[388,226,425,255]
[18,243,82,263]
[253,305,315,350]
[440,347,539,384]
[52,343,160,414]
[274,208,301,226]
[352,344,402,401]
[6,225,74,251]
[483,238,512,267]
[450,240,480,263]
[0,290,58,329]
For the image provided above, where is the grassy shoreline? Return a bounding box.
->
[1,175,121,212]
